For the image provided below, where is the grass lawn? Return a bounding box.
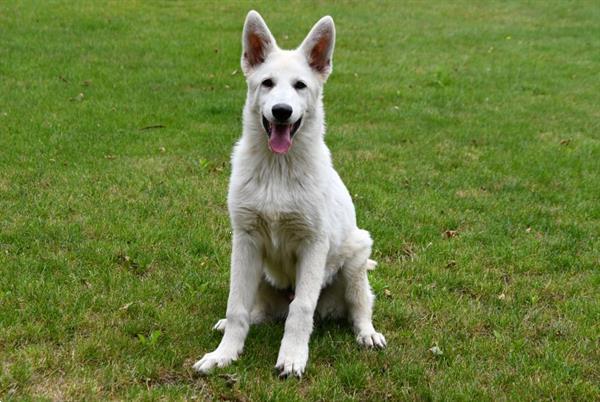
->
[1,0,599,400]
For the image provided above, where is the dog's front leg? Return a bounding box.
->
[276,239,328,378]
[193,231,262,374]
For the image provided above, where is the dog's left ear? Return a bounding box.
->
[300,16,336,80]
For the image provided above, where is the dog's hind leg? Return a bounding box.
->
[316,275,347,320]
[213,278,290,332]
[340,229,386,348]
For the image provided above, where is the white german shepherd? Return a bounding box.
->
[194,10,385,378]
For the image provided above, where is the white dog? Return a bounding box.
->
[193,10,386,378]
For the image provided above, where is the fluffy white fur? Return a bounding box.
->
[193,10,385,378]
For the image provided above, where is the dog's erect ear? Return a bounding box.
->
[241,10,276,75]
[300,16,336,79]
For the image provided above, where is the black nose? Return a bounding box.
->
[272,103,293,121]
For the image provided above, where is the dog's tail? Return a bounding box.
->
[366,259,378,271]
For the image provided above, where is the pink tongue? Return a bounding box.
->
[268,124,292,154]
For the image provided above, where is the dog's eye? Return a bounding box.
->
[261,79,274,88]
[294,81,307,90]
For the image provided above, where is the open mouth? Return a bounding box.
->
[262,115,302,154]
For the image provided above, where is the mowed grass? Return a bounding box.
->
[1,0,599,400]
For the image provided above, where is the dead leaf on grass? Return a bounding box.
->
[443,229,459,239]
[70,92,84,102]
[218,373,238,387]
[429,345,443,356]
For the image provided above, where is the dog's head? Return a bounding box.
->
[241,11,335,154]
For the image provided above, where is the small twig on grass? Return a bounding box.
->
[139,124,166,131]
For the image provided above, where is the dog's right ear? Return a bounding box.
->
[241,11,276,76]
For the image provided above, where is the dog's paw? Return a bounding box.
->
[213,319,227,332]
[356,331,387,349]
[192,350,237,374]
[275,344,309,378]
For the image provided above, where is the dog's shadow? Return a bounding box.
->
[241,318,356,368]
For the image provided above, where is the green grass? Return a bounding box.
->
[1,1,599,400]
